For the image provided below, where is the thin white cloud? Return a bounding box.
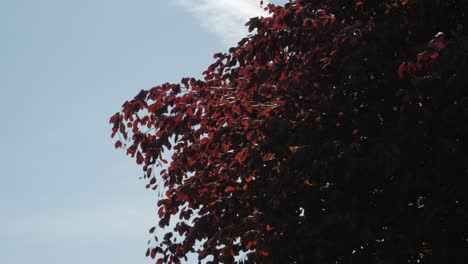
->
[175,0,270,46]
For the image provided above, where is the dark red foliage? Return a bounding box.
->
[111,0,468,263]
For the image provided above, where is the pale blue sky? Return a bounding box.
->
[0,1,284,263]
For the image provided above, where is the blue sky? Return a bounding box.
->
[0,0,284,263]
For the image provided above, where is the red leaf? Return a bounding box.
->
[114,140,122,149]
[119,123,125,134]
[109,113,120,124]
[261,107,273,118]
[188,157,196,167]
[225,186,236,192]
[429,52,439,60]
[111,127,118,138]
[158,207,164,218]
[262,153,276,161]
[235,148,248,165]
[246,241,256,250]
[222,144,230,152]
[136,152,144,165]
[150,248,156,259]
[156,130,165,137]
[279,72,288,80]
[186,107,194,117]
[246,131,255,141]
[149,227,156,234]
[397,63,406,79]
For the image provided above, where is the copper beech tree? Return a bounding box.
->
[110,0,468,263]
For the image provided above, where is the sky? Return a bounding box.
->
[0,0,285,263]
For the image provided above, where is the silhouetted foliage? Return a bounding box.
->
[110,0,468,263]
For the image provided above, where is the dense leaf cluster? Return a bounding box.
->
[110,0,468,263]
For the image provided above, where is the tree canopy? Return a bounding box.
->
[110,0,468,263]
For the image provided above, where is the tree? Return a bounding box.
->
[110,0,468,263]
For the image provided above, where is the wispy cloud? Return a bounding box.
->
[175,0,270,46]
